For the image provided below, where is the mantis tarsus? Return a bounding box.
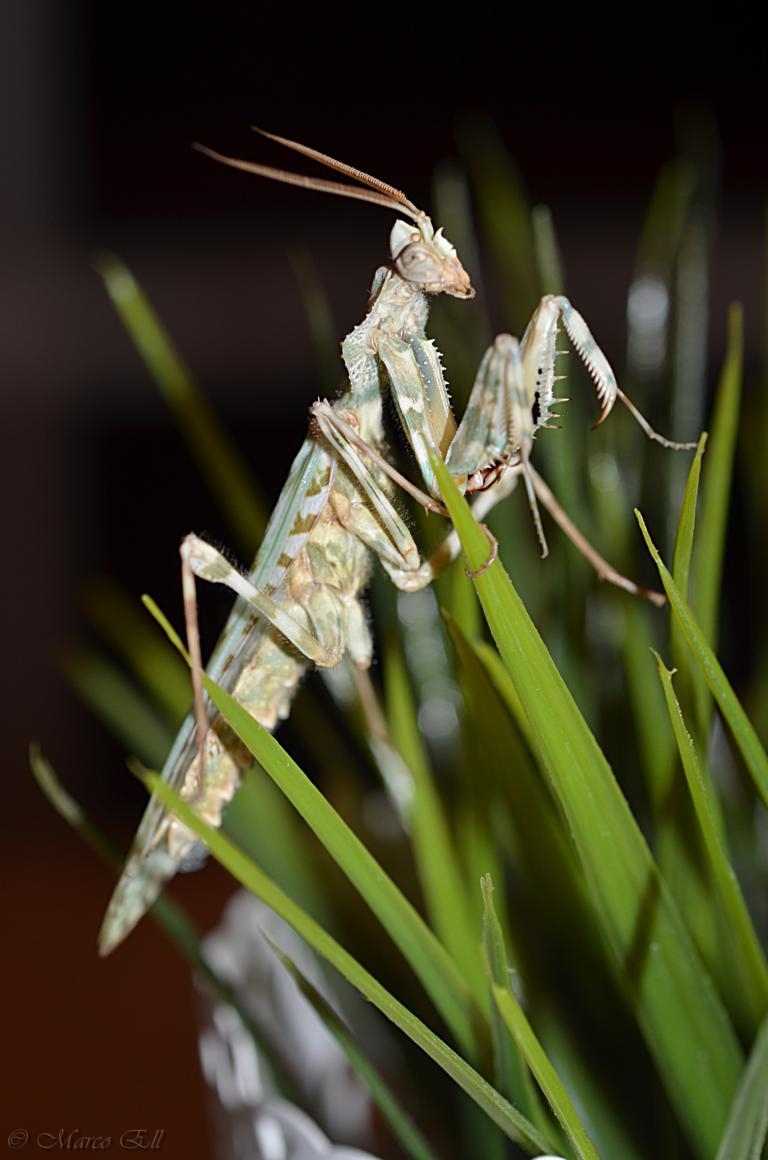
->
[99,129,695,955]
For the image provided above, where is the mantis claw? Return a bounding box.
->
[465,523,499,579]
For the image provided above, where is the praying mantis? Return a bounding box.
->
[98,129,695,955]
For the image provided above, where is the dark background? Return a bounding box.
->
[4,1,766,1155]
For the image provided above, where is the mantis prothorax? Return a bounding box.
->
[99,129,694,955]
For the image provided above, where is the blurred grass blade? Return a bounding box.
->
[271,943,441,1160]
[384,630,484,1006]
[30,743,120,868]
[84,578,190,722]
[633,159,697,284]
[456,115,538,332]
[692,304,743,655]
[531,205,564,297]
[98,256,267,553]
[432,455,743,1160]
[290,251,341,395]
[65,648,174,769]
[144,595,484,1058]
[653,652,768,1031]
[430,159,491,392]
[480,875,552,1139]
[491,986,600,1160]
[637,511,768,808]
[715,1014,768,1160]
[138,766,553,1155]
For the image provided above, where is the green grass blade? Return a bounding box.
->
[670,433,710,731]
[83,578,190,721]
[714,1014,768,1160]
[491,986,600,1160]
[637,512,768,808]
[272,944,441,1160]
[138,766,553,1155]
[531,205,565,297]
[692,305,743,653]
[98,256,267,553]
[653,651,768,1031]
[144,596,484,1058]
[65,648,174,768]
[384,631,484,1006]
[432,455,743,1160]
[481,875,553,1141]
[290,251,341,396]
[633,159,697,282]
[457,115,538,333]
[430,159,490,393]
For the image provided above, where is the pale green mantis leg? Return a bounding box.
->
[181,531,355,755]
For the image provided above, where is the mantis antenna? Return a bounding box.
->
[193,128,427,225]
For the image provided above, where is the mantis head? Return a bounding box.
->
[390,219,474,299]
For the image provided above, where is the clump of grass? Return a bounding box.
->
[34,122,767,1159]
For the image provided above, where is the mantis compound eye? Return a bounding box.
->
[393,241,444,286]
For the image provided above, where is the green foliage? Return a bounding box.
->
[36,129,768,1159]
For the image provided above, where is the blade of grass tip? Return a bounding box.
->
[84,578,190,722]
[433,457,743,1160]
[143,594,485,1060]
[97,256,267,554]
[384,630,486,1009]
[637,511,768,809]
[137,765,553,1155]
[65,647,174,769]
[652,651,768,1032]
[491,986,600,1160]
[714,1013,768,1160]
[481,876,554,1143]
[29,747,302,1102]
[271,941,441,1160]
[290,251,341,396]
[691,305,743,658]
[670,433,710,734]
